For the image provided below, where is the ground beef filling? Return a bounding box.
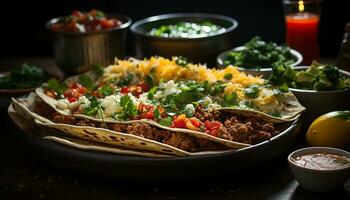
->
[194,106,280,144]
[33,101,279,150]
[33,102,226,152]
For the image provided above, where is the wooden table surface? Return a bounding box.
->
[0,58,349,200]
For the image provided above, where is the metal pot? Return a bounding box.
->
[46,14,132,74]
[131,13,238,66]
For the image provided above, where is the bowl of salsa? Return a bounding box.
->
[288,147,350,192]
[47,10,132,74]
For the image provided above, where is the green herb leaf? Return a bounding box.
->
[47,78,67,95]
[99,85,114,97]
[153,108,161,120]
[244,84,260,99]
[224,73,233,80]
[118,95,138,120]
[78,74,94,90]
[92,64,104,78]
[147,86,157,100]
[175,56,189,67]
[144,74,154,87]
[83,96,100,116]
[117,74,134,87]
[159,116,173,127]
[223,92,238,106]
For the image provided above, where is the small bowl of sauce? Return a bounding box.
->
[288,147,350,192]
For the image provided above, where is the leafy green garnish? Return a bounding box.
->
[78,74,94,90]
[223,36,295,68]
[268,61,350,91]
[117,95,138,120]
[92,64,104,78]
[83,96,100,116]
[47,78,67,95]
[117,74,134,87]
[153,108,161,120]
[159,116,173,127]
[175,56,189,67]
[144,74,154,87]
[208,81,226,95]
[224,73,233,80]
[147,86,157,100]
[0,63,49,89]
[223,92,238,106]
[99,85,114,97]
[244,84,260,99]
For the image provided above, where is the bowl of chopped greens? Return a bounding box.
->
[266,61,350,125]
[131,13,238,65]
[217,36,302,77]
[0,63,51,97]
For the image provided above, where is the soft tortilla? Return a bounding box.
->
[11,94,236,156]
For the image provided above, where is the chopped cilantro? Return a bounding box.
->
[47,78,67,95]
[159,116,173,127]
[78,74,94,90]
[92,64,104,78]
[175,56,189,67]
[117,95,138,120]
[117,74,134,87]
[153,108,161,120]
[244,84,260,99]
[147,86,157,100]
[99,85,114,97]
[223,92,238,106]
[144,74,154,87]
[224,73,233,80]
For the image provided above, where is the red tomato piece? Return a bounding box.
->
[172,117,187,129]
[101,19,116,29]
[189,118,201,128]
[68,97,78,103]
[120,86,130,94]
[204,120,222,137]
[137,82,150,92]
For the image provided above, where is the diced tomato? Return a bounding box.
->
[138,103,155,120]
[156,106,167,118]
[45,90,57,98]
[101,19,116,29]
[120,86,130,94]
[68,97,78,103]
[143,111,154,120]
[172,114,187,128]
[129,86,143,97]
[204,120,222,137]
[137,82,150,92]
[189,118,201,128]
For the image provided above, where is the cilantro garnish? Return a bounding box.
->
[47,78,67,95]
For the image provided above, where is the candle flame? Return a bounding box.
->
[298,1,305,12]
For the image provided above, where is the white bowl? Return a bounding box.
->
[288,147,350,192]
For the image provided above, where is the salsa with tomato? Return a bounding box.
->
[50,9,122,33]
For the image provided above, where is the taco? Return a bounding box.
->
[11,91,291,156]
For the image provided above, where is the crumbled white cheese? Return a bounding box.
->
[207,102,221,109]
[127,93,140,107]
[138,93,150,104]
[78,96,91,109]
[184,104,195,116]
[57,99,69,110]
[154,80,181,99]
[101,95,122,117]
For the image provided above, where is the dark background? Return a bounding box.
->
[0,0,349,58]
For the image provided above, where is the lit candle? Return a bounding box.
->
[285,0,320,65]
